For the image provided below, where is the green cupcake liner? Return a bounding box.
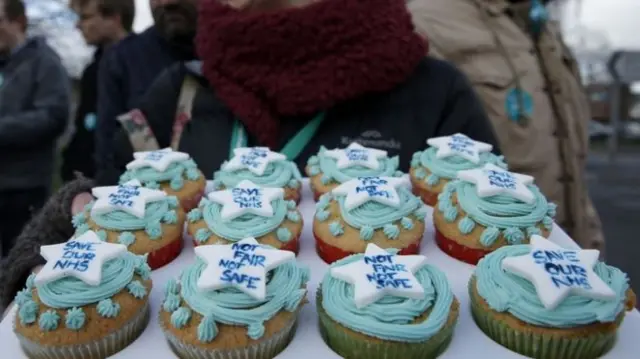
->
[317,290,456,359]
[468,279,622,359]
[161,313,298,359]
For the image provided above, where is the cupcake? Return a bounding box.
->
[306,142,402,201]
[187,180,303,254]
[318,243,459,359]
[13,231,152,359]
[121,147,206,211]
[434,163,555,265]
[470,235,636,359]
[313,176,427,264]
[160,237,309,359]
[214,147,303,203]
[73,179,185,269]
[410,133,506,206]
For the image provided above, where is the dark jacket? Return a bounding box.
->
[108,57,500,180]
[96,27,194,184]
[61,48,102,181]
[0,177,94,313]
[0,37,70,191]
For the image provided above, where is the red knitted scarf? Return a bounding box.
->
[196,0,427,148]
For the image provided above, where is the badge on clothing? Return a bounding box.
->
[505,88,533,122]
[84,113,97,131]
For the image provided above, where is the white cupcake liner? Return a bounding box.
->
[162,316,298,359]
[15,301,150,359]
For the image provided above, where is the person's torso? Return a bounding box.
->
[409,0,590,233]
[114,29,180,110]
[162,58,460,178]
[0,39,53,118]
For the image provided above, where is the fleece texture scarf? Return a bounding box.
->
[196,0,427,147]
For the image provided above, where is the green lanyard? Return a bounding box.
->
[229,112,326,160]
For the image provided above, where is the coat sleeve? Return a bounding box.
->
[436,62,502,154]
[0,177,95,313]
[0,54,70,147]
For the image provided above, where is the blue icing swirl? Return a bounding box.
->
[36,251,146,308]
[334,186,421,230]
[89,196,177,233]
[417,147,506,181]
[199,196,288,242]
[440,180,550,246]
[97,299,121,318]
[216,158,302,189]
[120,159,201,190]
[38,310,60,331]
[198,314,218,342]
[321,253,454,342]
[118,232,136,247]
[276,227,292,242]
[187,208,203,223]
[314,146,399,184]
[176,258,308,339]
[171,307,191,328]
[65,307,86,330]
[475,245,630,327]
[18,299,38,325]
[15,288,32,306]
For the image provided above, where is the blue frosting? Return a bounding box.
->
[307,146,400,184]
[438,180,552,247]
[120,158,201,191]
[35,251,148,309]
[81,196,179,235]
[412,147,507,182]
[475,245,630,327]
[215,158,302,189]
[198,195,294,242]
[169,256,309,341]
[321,252,455,342]
[316,187,422,237]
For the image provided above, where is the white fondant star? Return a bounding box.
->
[91,179,167,219]
[457,163,536,204]
[427,133,493,164]
[332,176,410,211]
[502,235,617,310]
[324,142,388,170]
[34,231,127,287]
[194,237,295,300]
[207,180,284,221]
[331,244,427,309]
[222,147,287,176]
[126,148,190,172]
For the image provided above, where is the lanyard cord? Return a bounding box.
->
[229,112,326,160]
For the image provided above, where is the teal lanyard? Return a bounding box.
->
[229,112,326,160]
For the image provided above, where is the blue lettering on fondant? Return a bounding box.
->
[232,187,263,209]
[530,249,592,290]
[240,149,268,169]
[447,134,475,156]
[355,177,393,200]
[346,149,369,162]
[144,151,165,162]
[487,170,516,190]
[107,185,140,208]
[52,240,99,273]
[218,243,266,290]
[364,254,413,290]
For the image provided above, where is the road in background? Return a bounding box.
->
[587,146,640,303]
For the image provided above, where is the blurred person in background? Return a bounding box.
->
[0,0,70,258]
[60,0,134,182]
[95,0,198,185]
[1,0,502,314]
[408,0,604,253]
